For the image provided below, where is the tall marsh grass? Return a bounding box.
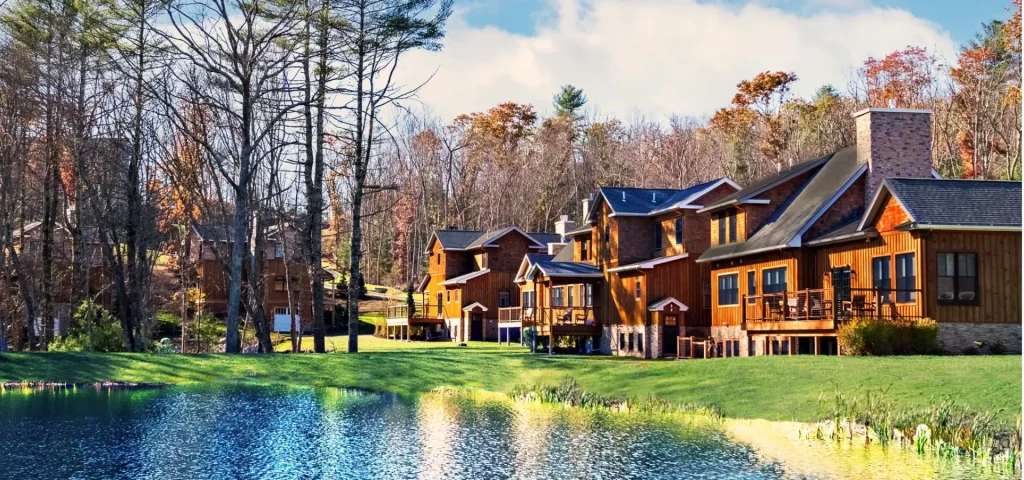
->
[509,376,721,419]
[819,385,1020,470]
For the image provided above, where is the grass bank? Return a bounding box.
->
[1,335,1019,426]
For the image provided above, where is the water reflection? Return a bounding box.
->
[0,386,1011,479]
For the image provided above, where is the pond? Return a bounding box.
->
[0,386,1012,479]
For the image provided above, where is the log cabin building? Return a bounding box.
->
[386,227,561,342]
[697,108,1022,356]
[190,223,337,333]
[507,179,741,358]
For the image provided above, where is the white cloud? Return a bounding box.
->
[394,0,957,123]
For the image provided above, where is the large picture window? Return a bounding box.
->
[552,287,564,307]
[938,252,977,304]
[762,267,787,294]
[872,256,891,303]
[718,273,739,305]
[895,253,916,302]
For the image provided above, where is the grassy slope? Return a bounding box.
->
[1,336,1019,425]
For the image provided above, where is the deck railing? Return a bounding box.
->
[498,306,521,323]
[742,287,924,324]
[543,306,599,326]
[386,303,442,320]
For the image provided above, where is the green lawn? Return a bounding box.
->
[1,338,1019,426]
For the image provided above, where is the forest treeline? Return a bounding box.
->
[0,0,1018,353]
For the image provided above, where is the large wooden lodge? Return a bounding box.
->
[387,108,1022,356]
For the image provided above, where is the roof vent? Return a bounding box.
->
[621,191,626,201]
[652,192,657,203]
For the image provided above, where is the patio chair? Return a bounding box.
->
[851,295,875,318]
[766,297,785,321]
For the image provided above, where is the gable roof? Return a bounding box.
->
[861,178,1022,231]
[607,253,689,273]
[515,253,555,282]
[552,239,576,261]
[527,260,602,280]
[648,297,689,312]
[699,153,831,213]
[585,178,738,222]
[438,268,491,286]
[429,227,557,253]
[698,147,866,263]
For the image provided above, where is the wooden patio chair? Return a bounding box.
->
[851,295,875,318]
[810,298,825,319]
[766,297,785,321]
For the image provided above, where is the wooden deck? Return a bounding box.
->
[741,287,924,332]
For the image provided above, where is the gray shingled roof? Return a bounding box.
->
[701,153,831,212]
[594,178,728,218]
[434,230,486,250]
[528,232,563,246]
[698,147,865,263]
[884,178,1022,229]
[552,239,575,261]
[805,220,876,246]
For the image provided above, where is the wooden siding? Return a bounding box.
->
[925,231,1021,324]
[710,251,800,327]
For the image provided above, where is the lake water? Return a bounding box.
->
[0,386,1012,479]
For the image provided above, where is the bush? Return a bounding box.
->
[50,301,124,352]
[838,317,938,356]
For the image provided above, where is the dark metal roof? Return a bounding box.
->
[701,153,831,212]
[596,178,728,217]
[193,224,235,242]
[884,178,1022,229]
[698,147,865,263]
[435,227,556,251]
[524,253,555,264]
[534,260,602,277]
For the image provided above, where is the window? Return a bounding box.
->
[895,253,916,302]
[620,333,626,351]
[654,223,663,250]
[747,270,757,304]
[585,284,593,306]
[762,267,787,294]
[718,273,739,305]
[274,277,286,292]
[581,240,589,261]
[872,256,891,303]
[635,279,642,299]
[628,333,634,351]
[604,224,610,243]
[274,243,285,258]
[552,287,564,307]
[498,290,511,308]
[637,334,644,353]
[274,307,289,315]
[437,293,443,311]
[567,286,575,306]
[731,340,740,357]
[717,208,738,245]
[938,252,978,304]
[675,217,683,245]
[702,280,711,309]
[436,253,441,265]
[522,291,530,308]
[446,290,451,303]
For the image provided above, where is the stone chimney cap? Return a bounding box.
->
[851,107,932,118]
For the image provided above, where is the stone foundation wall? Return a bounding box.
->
[607,324,657,358]
[710,325,749,357]
[938,323,1022,354]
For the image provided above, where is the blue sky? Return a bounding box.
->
[460,0,1011,44]
[397,0,1013,121]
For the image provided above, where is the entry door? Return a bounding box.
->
[831,267,851,317]
[662,314,679,356]
[470,313,484,341]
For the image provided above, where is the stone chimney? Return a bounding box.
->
[554,215,575,238]
[854,108,933,204]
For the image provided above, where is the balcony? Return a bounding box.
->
[741,287,923,332]
[385,303,444,324]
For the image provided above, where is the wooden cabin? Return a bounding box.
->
[190,223,336,333]
[387,227,559,342]
[507,179,740,357]
[698,108,1022,355]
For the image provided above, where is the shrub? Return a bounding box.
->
[50,301,124,352]
[838,317,938,356]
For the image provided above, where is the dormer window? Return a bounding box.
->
[718,208,738,245]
